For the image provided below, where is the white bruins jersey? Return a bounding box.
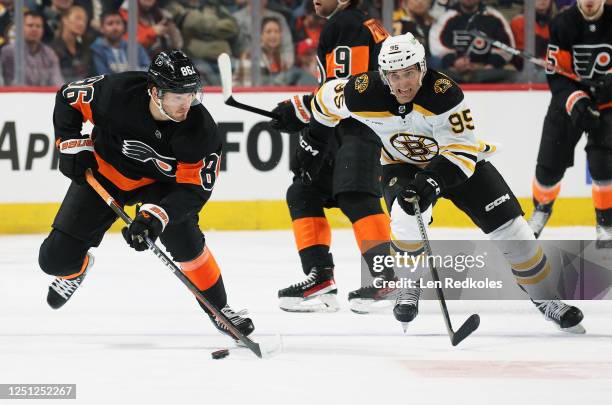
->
[311,69,496,180]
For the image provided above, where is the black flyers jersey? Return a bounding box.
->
[545,5,612,109]
[53,71,222,224]
[316,6,389,85]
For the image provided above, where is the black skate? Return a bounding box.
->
[208,304,255,341]
[596,224,612,249]
[393,287,422,332]
[527,201,553,239]
[348,271,398,314]
[278,266,339,312]
[533,299,586,334]
[47,253,94,309]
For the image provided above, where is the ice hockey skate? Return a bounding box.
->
[278,266,339,312]
[208,304,255,341]
[532,299,586,334]
[393,287,422,332]
[47,252,95,310]
[596,224,612,249]
[527,201,553,239]
[348,269,398,314]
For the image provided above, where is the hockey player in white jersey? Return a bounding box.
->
[296,32,586,333]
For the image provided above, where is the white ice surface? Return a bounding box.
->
[1,227,611,405]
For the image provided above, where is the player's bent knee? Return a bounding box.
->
[39,230,89,277]
[535,164,565,187]
[488,216,535,241]
[286,181,325,219]
[337,192,383,223]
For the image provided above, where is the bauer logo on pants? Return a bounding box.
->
[485,193,510,212]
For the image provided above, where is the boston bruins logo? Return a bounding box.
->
[434,78,452,94]
[390,133,439,163]
[355,74,369,93]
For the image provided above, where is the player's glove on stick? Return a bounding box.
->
[270,95,313,133]
[399,173,442,215]
[122,204,169,252]
[568,92,601,133]
[294,129,329,185]
[58,137,98,185]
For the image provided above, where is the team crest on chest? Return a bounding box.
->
[122,140,176,176]
[355,74,369,93]
[434,78,452,94]
[390,133,439,163]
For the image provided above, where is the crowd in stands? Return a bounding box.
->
[0,0,581,87]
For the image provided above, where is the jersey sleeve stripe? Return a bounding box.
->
[353,111,395,118]
[315,88,343,121]
[451,150,478,163]
[176,160,205,186]
[441,143,480,154]
[95,152,155,191]
[412,104,435,116]
[70,99,94,124]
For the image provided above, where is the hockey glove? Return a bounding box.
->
[294,129,329,185]
[122,204,169,252]
[398,173,442,215]
[58,137,98,185]
[270,94,313,133]
[568,93,600,133]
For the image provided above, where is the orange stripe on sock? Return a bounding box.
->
[292,217,331,251]
[352,213,390,253]
[62,254,89,280]
[180,247,221,291]
[592,183,612,210]
[532,178,561,205]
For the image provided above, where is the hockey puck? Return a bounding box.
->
[211,349,230,360]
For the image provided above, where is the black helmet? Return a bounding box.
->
[148,50,202,94]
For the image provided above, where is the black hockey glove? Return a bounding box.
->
[398,172,442,216]
[270,94,313,133]
[293,129,329,185]
[122,204,168,252]
[58,137,98,185]
[569,95,600,133]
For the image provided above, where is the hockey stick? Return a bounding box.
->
[469,30,610,88]
[84,169,281,359]
[408,197,480,346]
[217,53,280,119]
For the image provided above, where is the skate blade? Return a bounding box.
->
[560,323,586,334]
[349,298,393,314]
[279,294,340,313]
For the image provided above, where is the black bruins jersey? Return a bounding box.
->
[545,5,612,111]
[316,5,389,84]
[53,72,222,224]
[311,70,497,188]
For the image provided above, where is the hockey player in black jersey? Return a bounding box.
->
[270,0,395,314]
[527,0,612,247]
[38,50,254,341]
[305,33,585,333]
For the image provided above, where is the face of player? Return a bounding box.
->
[261,21,282,49]
[101,15,125,43]
[159,91,195,121]
[313,0,341,18]
[24,15,44,44]
[385,65,422,104]
[405,0,432,16]
[578,0,605,17]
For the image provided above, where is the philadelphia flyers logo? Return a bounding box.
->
[453,31,491,55]
[121,140,176,176]
[572,44,612,79]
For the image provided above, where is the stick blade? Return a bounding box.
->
[451,314,480,346]
[217,53,233,102]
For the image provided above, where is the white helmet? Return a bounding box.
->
[378,33,427,86]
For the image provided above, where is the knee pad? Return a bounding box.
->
[39,229,90,277]
[336,192,383,223]
[286,181,325,219]
[535,164,565,187]
[587,148,612,181]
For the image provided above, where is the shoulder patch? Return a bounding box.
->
[355,73,369,93]
[434,78,453,94]
[363,18,389,44]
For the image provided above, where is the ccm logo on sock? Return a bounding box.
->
[485,194,510,212]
